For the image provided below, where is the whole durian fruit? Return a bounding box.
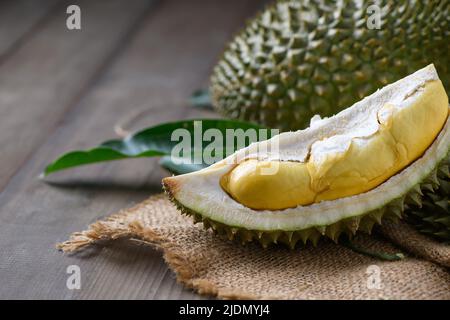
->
[165,65,450,248]
[210,0,450,131]
[405,162,450,242]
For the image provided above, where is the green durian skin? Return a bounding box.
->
[405,159,450,242]
[210,0,450,131]
[164,151,450,249]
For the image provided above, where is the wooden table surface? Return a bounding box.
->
[0,0,267,299]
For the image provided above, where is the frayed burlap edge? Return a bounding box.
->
[58,222,269,300]
[57,197,267,299]
[58,194,450,300]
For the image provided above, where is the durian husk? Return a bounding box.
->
[164,151,449,249]
[210,0,450,131]
[405,156,450,242]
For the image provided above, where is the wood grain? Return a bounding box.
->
[0,0,154,190]
[0,0,267,299]
[0,0,59,61]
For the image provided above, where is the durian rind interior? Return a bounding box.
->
[163,65,450,242]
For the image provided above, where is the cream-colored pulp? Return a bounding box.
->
[221,80,449,210]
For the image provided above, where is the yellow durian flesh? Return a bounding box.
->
[221,80,449,210]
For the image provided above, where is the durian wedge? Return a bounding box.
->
[163,65,450,248]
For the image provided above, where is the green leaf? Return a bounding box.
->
[43,119,270,176]
[189,89,212,109]
[159,156,207,175]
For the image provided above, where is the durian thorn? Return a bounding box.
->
[389,206,403,219]
[412,184,424,196]
[289,232,302,249]
[315,225,326,235]
[215,225,227,236]
[209,221,218,231]
[309,230,321,247]
[345,216,361,235]
[288,239,299,250]
[435,200,448,211]
[390,196,405,211]
[260,235,271,249]
[202,218,211,230]
[192,213,202,224]
[285,231,294,242]
[421,183,435,193]
[358,216,376,234]
[298,229,312,245]
[426,169,439,185]
[423,216,439,223]
[370,208,384,225]
[438,165,449,178]
[270,231,281,244]
[406,192,422,208]
[435,216,450,227]
[241,230,253,243]
[434,231,450,239]
[325,222,342,243]
[225,228,235,241]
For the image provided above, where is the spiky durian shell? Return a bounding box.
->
[164,152,449,249]
[210,0,450,131]
[405,157,450,242]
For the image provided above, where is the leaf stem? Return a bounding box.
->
[341,238,405,261]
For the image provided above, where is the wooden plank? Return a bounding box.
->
[0,0,59,61]
[0,0,154,190]
[0,0,266,299]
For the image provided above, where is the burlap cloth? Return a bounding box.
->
[59,194,450,299]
